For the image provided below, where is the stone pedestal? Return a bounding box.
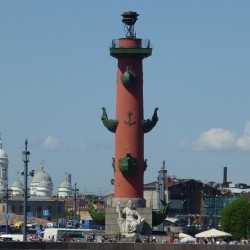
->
[112,197,146,208]
[105,207,152,236]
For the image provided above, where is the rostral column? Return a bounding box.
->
[102,11,158,208]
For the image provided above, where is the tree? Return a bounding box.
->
[221,194,250,239]
[64,209,80,221]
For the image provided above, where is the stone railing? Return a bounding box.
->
[0,242,249,250]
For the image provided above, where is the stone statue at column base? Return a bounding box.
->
[116,200,145,237]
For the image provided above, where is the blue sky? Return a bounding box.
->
[1,1,250,195]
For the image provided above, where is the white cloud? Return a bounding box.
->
[237,136,250,150]
[181,128,236,151]
[243,121,250,135]
[41,136,87,152]
[192,128,236,151]
[181,121,250,151]
[42,136,60,150]
[237,121,250,151]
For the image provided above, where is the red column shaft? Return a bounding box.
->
[114,56,144,199]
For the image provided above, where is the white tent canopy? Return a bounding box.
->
[180,237,196,244]
[195,229,231,238]
[179,233,196,244]
[179,233,194,239]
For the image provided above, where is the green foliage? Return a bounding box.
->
[64,209,80,221]
[221,195,250,239]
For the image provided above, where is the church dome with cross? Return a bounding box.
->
[11,174,24,196]
[30,162,53,196]
[58,175,73,198]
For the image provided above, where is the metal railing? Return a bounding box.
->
[110,39,152,49]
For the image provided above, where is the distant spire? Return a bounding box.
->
[0,133,2,149]
[41,160,45,171]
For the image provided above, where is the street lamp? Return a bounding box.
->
[187,197,190,225]
[183,197,190,225]
[73,182,79,229]
[22,139,30,241]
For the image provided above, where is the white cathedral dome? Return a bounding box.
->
[36,180,53,196]
[11,175,24,196]
[32,166,52,183]
[30,163,53,197]
[58,178,73,198]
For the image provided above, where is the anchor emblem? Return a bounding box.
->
[124,111,136,126]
